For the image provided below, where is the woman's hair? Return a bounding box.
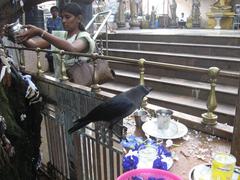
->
[61,3,86,31]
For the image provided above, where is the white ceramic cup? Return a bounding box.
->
[156,109,173,129]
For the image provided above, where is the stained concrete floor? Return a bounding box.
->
[124,115,231,180]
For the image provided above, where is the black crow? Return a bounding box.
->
[68,85,152,134]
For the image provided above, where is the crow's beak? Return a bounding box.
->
[145,85,153,92]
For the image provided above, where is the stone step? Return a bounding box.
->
[112,69,238,106]
[101,40,240,58]
[101,30,240,46]
[105,48,240,71]
[108,57,239,87]
[99,29,239,127]
[100,82,235,126]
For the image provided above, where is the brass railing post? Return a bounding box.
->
[19,49,25,71]
[59,50,68,81]
[91,53,101,93]
[36,48,44,75]
[201,67,220,125]
[139,58,148,108]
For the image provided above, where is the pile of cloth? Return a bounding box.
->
[0,45,42,180]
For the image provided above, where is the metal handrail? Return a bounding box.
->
[3,45,240,79]
[85,10,112,41]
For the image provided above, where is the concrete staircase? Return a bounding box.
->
[98,29,240,126]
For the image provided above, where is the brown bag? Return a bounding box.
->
[66,59,115,86]
[94,59,115,85]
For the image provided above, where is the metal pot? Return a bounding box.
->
[7,21,24,39]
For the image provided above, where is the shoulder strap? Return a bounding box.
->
[75,32,80,40]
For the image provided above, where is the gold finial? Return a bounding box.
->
[91,84,101,93]
[208,67,220,79]
[36,48,44,75]
[59,50,68,81]
[139,58,145,85]
[201,67,220,125]
[91,53,101,93]
[19,49,25,71]
[138,58,148,108]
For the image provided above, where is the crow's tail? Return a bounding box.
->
[68,117,90,134]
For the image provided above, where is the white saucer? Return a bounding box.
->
[142,119,188,139]
[189,164,240,180]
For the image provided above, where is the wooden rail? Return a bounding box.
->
[231,77,240,166]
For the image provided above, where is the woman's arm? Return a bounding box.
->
[17,25,88,52]
[41,30,88,52]
[21,37,50,49]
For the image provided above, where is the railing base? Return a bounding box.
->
[201,112,218,125]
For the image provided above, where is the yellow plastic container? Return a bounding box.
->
[211,152,236,180]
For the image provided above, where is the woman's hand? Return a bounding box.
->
[15,25,42,43]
